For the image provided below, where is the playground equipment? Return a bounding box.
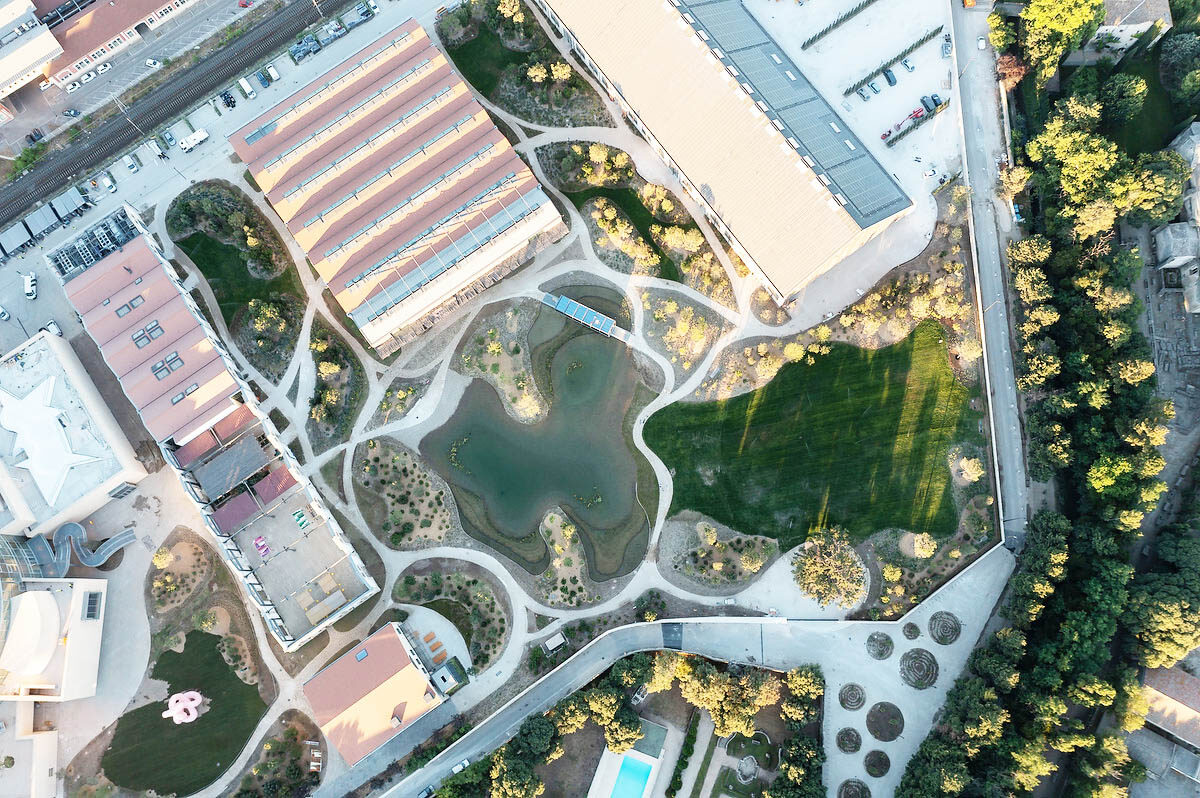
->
[27,521,137,578]
[162,691,204,724]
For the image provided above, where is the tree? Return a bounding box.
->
[152,547,173,569]
[1009,235,1054,268]
[647,651,682,693]
[739,549,766,573]
[549,693,590,735]
[489,749,544,798]
[1020,0,1106,85]
[911,532,938,558]
[1161,33,1200,97]
[549,61,572,82]
[780,666,823,726]
[998,163,1032,199]
[1100,73,1148,122]
[604,706,644,753]
[496,0,524,24]
[959,457,985,483]
[1123,149,1189,226]
[791,528,866,608]
[988,12,1016,51]
[1126,526,1200,667]
[526,63,547,83]
[317,360,341,380]
[996,54,1031,90]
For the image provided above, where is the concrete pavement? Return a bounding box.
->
[949,2,1030,547]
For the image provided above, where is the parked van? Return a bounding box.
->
[146,139,165,159]
[122,153,139,173]
[238,77,257,99]
[266,63,280,81]
[99,171,116,193]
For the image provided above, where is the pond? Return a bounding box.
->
[422,294,656,579]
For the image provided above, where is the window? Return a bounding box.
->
[130,295,144,309]
[355,649,369,661]
[101,298,110,306]
[845,139,856,151]
[170,383,199,405]
[82,591,102,620]
[829,122,841,133]
[151,352,181,380]
[115,303,131,317]
[166,353,183,371]
[133,320,163,348]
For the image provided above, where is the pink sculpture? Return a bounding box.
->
[162,690,204,724]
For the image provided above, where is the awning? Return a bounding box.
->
[23,205,59,237]
[50,187,87,219]
[193,436,271,499]
[0,221,31,255]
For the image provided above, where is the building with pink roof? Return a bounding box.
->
[231,19,566,356]
[53,205,378,651]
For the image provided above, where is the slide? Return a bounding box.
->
[28,522,137,578]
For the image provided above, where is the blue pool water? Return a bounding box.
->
[610,755,653,798]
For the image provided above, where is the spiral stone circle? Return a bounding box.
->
[836,727,862,753]
[839,682,866,711]
[866,702,905,741]
[928,611,962,645]
[838,779,871,798]
[866,631,894,660]
[864,750,891,778]
[903,622,920,640]
[899,648,940,689]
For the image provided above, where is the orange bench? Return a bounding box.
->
[430,641,443,652]
[433,651,447,665]
[423,631,436,643]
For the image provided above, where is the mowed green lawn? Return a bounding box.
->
[446,24,526,97]
[102,631,267,795]
[176,231,302,327]
[645,321,980,547]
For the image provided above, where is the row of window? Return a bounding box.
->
[171,382,199,404]
[152,351,184,380]
[113,294,144,317]
[132,320,164,348]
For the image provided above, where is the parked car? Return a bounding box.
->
[868,81,880,94]
[41,320,62,337]
[417,789,434,798]
[920,95,935,113]
[145,58,162,68]
[977,36,986,50]
[452,760,470,775]
[901,57,915,73]
[880,130,891,141]
[38,80,51,91]
[63,108,80,117]
[22,273,37,300]
[0,305,11,321]
[883,68,896,86]
[79,71,96,84]
[856,87,869,101]
[239,0,252,6]
[255,70,269,88]
[123,154,139,173]
[941,33,952,58]
[931,92,943,107]
[65,81,81,93]
[100,171,116,193]
[162,130,177,147]
[96,62,111,74]
[266,63,280,81]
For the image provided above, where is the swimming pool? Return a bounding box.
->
[610,755,653,798]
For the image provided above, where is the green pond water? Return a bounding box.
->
[422,302,652,578]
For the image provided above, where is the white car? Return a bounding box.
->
[41,320,62,337]
[38,80,51,92]
[96,62,111,74]
[22,273,37,300]
[0,305,11,321]
[451,759,470,774]
[977,36,986,50]
[65,81,81,93]
[145,58,162,69]
[80,71,96,84]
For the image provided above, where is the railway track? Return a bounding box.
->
[0,0,351,230]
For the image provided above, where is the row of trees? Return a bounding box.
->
[900,31,1187,791]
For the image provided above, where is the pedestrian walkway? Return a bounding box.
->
[541,292,632,343]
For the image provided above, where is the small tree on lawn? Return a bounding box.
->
[526,63,547,84]
[791,527,865,608]
[550,61,572,82]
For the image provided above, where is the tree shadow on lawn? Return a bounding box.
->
[177,231,303,328]
[101,630,267,796]
[646,320,981,548]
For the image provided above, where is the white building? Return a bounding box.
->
[1066,0,1172,66]
[0,0,61,98]
[1153,123,1200,311]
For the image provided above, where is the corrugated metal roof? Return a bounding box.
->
[23,204,58,236]
[0,221,31,254]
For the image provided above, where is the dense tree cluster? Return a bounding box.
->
[790,527,866,608]
[1019,0,1106,85]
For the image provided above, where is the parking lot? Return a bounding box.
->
[747,0,962,202]
[0,0,444,358]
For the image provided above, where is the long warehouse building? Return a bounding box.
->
[231,19,566,356]
[530,0,912,303]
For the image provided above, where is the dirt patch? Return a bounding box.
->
[366,373,433,431]
[535,509,601,607]
[662,516,778,589]
[228,709,323,798]
[150,539,210,613]
[453,299,546,422]
[865,702,904,742]
[536,714,607,798]
[218,633,259,686]
[640,288,732,384]
[353,439,456,549]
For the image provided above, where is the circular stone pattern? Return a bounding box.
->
[838,779,871,798]
[866,632,894,660]
[836,728,862,754]
[866,701,905,742]
[839,683,866,711]
[928,611,962,645]
[899,648,940,689]
[903,622,920,640]
[864,750,891,778]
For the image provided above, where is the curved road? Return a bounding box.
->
[0,0,355,229]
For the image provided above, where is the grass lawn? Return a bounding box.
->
[713,766,762,798]
[645,321,980,546]
[176,231,303,327]
[726,731,777,770]
[566,186,683,283]
[446,24,526,97]
[101,631,267,795]
[422,598,474,652]
[1112,53,1186,155]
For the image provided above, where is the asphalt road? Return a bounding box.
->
[949,4,1030,548]
[0,0,353,230]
